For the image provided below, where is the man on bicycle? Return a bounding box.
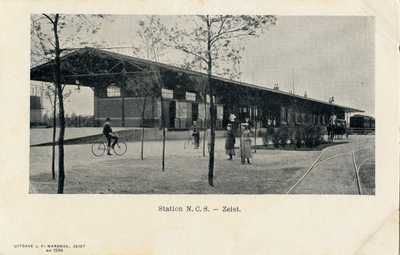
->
[103,117,118,155]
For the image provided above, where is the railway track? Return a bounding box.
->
[286,138,375,195]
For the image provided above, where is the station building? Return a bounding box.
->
[30,48,363,130]
[30,82,44,127]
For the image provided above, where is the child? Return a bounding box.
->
[225,124,236,160]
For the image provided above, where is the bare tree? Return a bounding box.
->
[159,15,276,186]
[42,83,71,179]
[30,14,105,193]
[129,16,166,161]
[125,70,159,160]
[126,67,167,170]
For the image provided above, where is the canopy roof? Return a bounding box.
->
[30,47,363,113]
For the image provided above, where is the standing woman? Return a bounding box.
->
[225,124,236,160]
[240,123,252,164]
[190,121,200,149]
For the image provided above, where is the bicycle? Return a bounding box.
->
[183,136,194,149]
[92,137,127,156]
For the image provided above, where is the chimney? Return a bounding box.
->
[273,83,279,90]
[304,91,307,98]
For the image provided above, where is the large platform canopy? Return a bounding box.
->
[30,47,363,114]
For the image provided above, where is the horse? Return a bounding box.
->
[327,124,334,143]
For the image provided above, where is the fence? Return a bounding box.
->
[66,116,98,127]
[348,128,375,135]
[47,116,99,127]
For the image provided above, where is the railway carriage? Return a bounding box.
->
[350,115,374,128]
[349,115,375,134]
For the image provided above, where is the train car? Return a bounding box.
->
[349,115,375,135]
[370,117,375,128]
[350,115,373,128]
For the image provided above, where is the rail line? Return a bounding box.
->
[352,151,362,195]
[286,143,374,195]
[285,147,329,194]
[313,145,374,168]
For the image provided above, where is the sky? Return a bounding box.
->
[32,15,375,117]
[240,16,375,117]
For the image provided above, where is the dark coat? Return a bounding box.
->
[103,123,112,136]
[225,130,236,150]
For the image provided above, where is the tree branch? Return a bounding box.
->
[210,26,252,46]
[164,30,208,64]
[43,14,54,24]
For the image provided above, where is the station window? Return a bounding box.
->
[186,92,196,101]
[30,85,42,97]
[162,88,173,99]
[107,85,121,97]
[176,101,188,118]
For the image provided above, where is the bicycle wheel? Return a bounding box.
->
[184,137,192,149]
[92,141,106,157]
[113,141,127,156]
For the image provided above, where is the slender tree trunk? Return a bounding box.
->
[202,124,206,156]
[52,14,65,194]
[141,95,147,160]
[121,71,126,127]
[159,86,165,171]
[161,98,165,172]
[254,110,257,153]
[51,85,57,180]
[97,89,100,126]
[202,93,207,157]
[240,127,244,164]
[207,16,214,187]
[162,123,165,171]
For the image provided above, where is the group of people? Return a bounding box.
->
[225,116,252,164]
[190,115,253,165]
[104,115,253,163]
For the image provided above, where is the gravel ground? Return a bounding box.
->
[29,134,375,195]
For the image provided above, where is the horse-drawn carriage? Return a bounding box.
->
[327,118,347,143]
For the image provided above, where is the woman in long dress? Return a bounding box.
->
[225,124,236,160]
[240,123,252,164]
[190,121,200,149]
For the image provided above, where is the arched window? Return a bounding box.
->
[107,85,120,97]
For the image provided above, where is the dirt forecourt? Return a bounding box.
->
[29,135,375,195]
